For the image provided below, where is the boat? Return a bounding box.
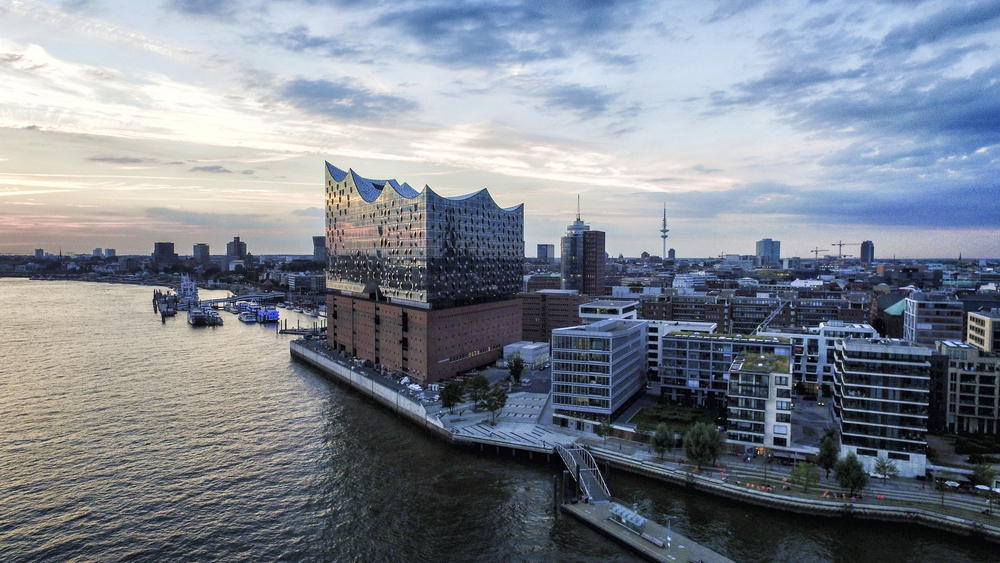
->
[187,307,208,327]
[294,307,303,313]
[176,274,199,310]
[307,308,319,318]
[206,308,224,326]
[276,302,286,308]
[238,311,257,323]
[256,306,280,323]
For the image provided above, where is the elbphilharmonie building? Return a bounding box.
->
[324,163,524,383]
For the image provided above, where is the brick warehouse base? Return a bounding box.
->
[328,293,522,384]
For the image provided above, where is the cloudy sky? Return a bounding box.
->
[0,0,997,259]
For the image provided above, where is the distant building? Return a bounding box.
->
[668,248,675,260]
[93,248,102,257]
[525,273,562,292]
[903,291,964,345]
[968,310,1000,353]
[757,321,880,395]
[193,243,210,265]
[313,235,326,264]
[152,242,177,265]
[104,249,116,258]
[551,319,648,430]
[727,353,794,451]
[860,241,875,266]
[520,290,592,343]
[289,273,326,293]
[561,204,606,296]
[833,339,941,478]
[755,238,781,267]
[34,249,43,259]
[324,163,523,384]
[503,341,550,369]
[537,243,555,263]
[227,236,247,261]
[579,300,638,324]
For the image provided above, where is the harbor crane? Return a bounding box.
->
[831,241,861,260]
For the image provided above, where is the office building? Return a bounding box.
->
[903,291,964,345]
[551,318,647,430]
[313,235,326,264]
[537,243,555,263]
[93,248,102,257]
[34,249,43,259]
[968,310,1000,353]
[833,339,938,478]
[668,248,675,260]
[227,236,247,261]
[520,290,592,343]
[860,241,875,266]
[193,243,210,265]
[325,163,523,383]
[152,242,177,265]
[560,204,605,296]
[659,333,792,409]
[937,340,1000,436]
[755,238,780,267]
[727,353,794,451]
[579,300,638,324]
[104,249,115,258]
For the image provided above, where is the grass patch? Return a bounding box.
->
[629,404,718,435]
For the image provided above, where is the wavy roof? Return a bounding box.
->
[326,162,522,212]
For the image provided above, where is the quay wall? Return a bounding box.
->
[588,446,1000,543]
[290,341,451,442]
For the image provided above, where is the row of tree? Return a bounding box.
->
[440,374,508,425]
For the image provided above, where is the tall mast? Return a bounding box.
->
[660,204,669,259]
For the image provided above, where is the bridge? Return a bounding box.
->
[198,293,283,306]
[556,444,611,504]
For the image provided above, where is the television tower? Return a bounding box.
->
[660,204,669,259]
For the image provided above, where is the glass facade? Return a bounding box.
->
[325,163,523,309]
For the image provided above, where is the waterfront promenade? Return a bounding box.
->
[290,337,1000,553]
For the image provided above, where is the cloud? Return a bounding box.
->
[168,0,237,18]
[705,0,766,23]
[89,156,157,165]
[292,207,324,217]
[279,78,417,121]
[147,207,268,228]
[542,84,617,119]
[251,25,358,58]
[877,0,1000,56]
[372,0,644,68]
[190,165,232,173]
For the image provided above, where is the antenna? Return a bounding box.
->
[660,204,669,259]
[576,194,581,222]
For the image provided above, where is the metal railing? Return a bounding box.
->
[556,444,611,503]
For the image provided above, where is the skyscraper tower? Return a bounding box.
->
[660,204,669,259]
[561,197,605,295]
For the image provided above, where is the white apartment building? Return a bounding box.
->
[937,340,1000,436]
[758,320,880,395]
[727,353,794,451]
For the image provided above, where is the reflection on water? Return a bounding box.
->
[0,279,995,563]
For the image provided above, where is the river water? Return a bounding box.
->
[0,279,995,563]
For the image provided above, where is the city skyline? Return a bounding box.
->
[1,0,998,258]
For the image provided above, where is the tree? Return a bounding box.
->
[874,456,899,483]
[595,417,613,446]
[440,380,465,414]
[972,462,998,487]
[483,386,507,425]
[818,434,840,479]
[467,374,490,410]
[507,354,525,385]
[651,423,672,459]
[834,452,869,496]
[790,462,822,493]
[683,422,726,469]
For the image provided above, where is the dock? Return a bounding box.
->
[561,502,735,563]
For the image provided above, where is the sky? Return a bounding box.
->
[0,0,998,259]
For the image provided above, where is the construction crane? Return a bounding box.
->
[809,247,825,259]
[831,241,861,260]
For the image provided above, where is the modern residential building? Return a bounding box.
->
[903,291,964,345]
[936,340,1000,436]
[755,238,780,267]
[520,289,592,343]
[537,243,555,263]
[968,310,1000,353]
[551,318,648,430]
[324,163,523,383]
[659,333,792,410]
[313,235,326,264]
[757,321,880,395]
[860,241,875,266]
[560,206,606,296]
[289,273,326,293]
[726,353,794,451]
[832,339,939,478]
[193,243,210,265]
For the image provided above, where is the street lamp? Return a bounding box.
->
[664,515,677,550]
